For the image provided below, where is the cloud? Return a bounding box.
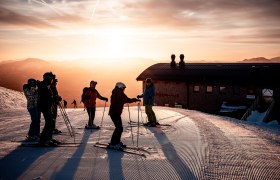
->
[0,6,57,29]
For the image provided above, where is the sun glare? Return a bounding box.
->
[103,28,126,58]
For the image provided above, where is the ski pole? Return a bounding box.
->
[139,101,145,124]
[137,102,140,147]
[58,102,75,143]
[97,101,106,143]
[127,104,134,146]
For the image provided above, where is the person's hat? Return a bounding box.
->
[116,82,126,89]
[43,72,55,80]
[90,81,97,86]
[27,78,37,87]
[145,78,152,83]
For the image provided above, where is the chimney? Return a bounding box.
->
[179,54,185,68]
[170,54,176,67]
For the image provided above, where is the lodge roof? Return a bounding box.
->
[136,63,280,88]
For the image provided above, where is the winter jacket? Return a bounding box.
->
[82,87,106,108]
[51,84,61,105]
[143,84,155,105]
[109,87,137,116]
[23,85,38,109]
[37,80,54,111]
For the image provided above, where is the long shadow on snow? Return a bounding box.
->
[51,129,93,179]
[0,145,52,179]
[149,127,196,179]
[107,149,125,180]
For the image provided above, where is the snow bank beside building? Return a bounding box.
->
[0,86,26,111]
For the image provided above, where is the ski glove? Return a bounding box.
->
[132,98,141,102]
[137,95,143,99]
[104,97,109,102]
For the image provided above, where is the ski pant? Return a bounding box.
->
[27,107,41,137]
[110,114,123,145]
[86,107,96,126]
[145,105,157,122]
[51,104,58,130]
[40,108,54,142]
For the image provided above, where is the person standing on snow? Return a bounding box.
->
[72,99,77,108]
[108,82,140,150]
[81,81,108,129]
[137,78,158,127]
[23,78,41,141]
[37,72,60,146]
[50,77,62,134]
[63,100,67,108]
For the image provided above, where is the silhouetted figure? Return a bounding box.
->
[72,99,77,108]
[81,81,108,129]
[23,78,41,141]
[63,100,67,108]
[108,82,140,150]
[170,54,176,67]
[51,77,62,134]
[179,54,185,68]
[38,72,59,146]
[137,78,157,127]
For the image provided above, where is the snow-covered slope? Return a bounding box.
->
[0,86,26,111]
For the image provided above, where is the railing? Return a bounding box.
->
[241,96,260,121]
[262,99,275,123]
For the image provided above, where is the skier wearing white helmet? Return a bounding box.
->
[108,82,140,150]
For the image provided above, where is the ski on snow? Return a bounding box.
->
[19,142,81,147]
[128,121,171,127]
[96,142,151,154]
[94,143,147,157]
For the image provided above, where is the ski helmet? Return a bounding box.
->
[43,72,55,80]
[27,78,37,87]
[90,81,97,86]
[116,82,126,89]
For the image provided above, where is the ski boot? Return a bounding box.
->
[53,129,62,134]
[85,124,100,129]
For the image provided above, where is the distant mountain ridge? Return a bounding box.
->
[0,57,153,107]
[241,57,280,63]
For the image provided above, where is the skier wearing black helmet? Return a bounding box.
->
[37,72,58,146]
[23,78,41,141]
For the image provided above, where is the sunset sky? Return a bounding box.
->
[0,0,279,62]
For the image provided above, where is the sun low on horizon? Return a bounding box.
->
[0,0,279,63]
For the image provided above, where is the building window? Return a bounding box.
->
[262,89,273,97]
[219,86,227,94]
[233,86,240,95]
[193,85,200,92]
[206,85,213,93]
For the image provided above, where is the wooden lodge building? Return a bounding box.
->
[136,54,280,122]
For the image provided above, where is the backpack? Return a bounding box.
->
[81,87,90,103]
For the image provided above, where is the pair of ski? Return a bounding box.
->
[12,139,81,147]
[94,142,149,157]
[128,121,171,127]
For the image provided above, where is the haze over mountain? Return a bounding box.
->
[0,56,279,107]
[0,58,155,107]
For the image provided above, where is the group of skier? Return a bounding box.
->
[23,72,62,146]
[23,72,158,149]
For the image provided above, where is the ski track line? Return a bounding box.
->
[175,108,280,180]
[2,107,279,179]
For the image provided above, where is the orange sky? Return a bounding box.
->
[0,0,280,62]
